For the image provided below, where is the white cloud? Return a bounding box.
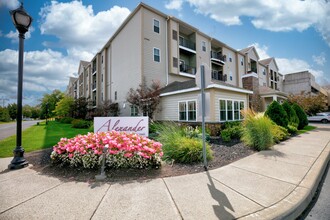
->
[165,0,184,10]
[0,0,19,9]
[5,26,35,42]
[166,0,330,47]
[312,52,326,66]
[0,49,77,105]
[39,1,130,57]
[248,43,269,60]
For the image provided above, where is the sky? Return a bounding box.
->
[0,0,329,107]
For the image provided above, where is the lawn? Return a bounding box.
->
[0,121,91,158]
[297,125,316,135]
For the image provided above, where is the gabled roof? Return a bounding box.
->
[239,46,260,60]
[80,60,90,67]
[259,57,280,71]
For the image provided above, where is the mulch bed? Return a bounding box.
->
[24,138,255,183]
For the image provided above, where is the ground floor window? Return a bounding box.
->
[130,105,139,116]
[178,100,196,121]
[219,99,245,121]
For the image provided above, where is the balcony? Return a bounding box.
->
[210,51,225,65]
[179,37,196,53]
[180,63,196,75]
[247,67,257,74]
[212,70,227,82]
[92,83,97,90]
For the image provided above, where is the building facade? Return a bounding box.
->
[67,3,325,122]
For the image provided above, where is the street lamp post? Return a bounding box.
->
[8,3,33,169]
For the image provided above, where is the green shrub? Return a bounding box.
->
[223,121,242,129]
[282,101,299,128]
[162,136,213,163]
[271,123,289,143]
[220,125,243,142]
[183,126,210,141]
[265,101,288,128]
[241,110,274,151]
[292,103,308,130]
[71,119,90,129]
[59,117,74,124]
[155,122,213,164]
[287,124,298,135]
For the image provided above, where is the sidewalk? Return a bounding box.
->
[0,125,329,220]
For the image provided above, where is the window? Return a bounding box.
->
[172,30,177,40]
[229,71,233,81]
[102,55,103,64]
[220,99,245,121]
[153,48,160,62]
[228,54,232,62]
[263,68,266,75]
[179,100,196,121]
[130,105,139,116]
[241,57,244,66]
[153,19,160,33]
[173,57,178,68]
[201,41,206,52]
[220,100,226,121]
[234,101,239,120]
[188,101,196,121]
[115,91,117,100]
[227,100,233,120]
[179,102,187,121]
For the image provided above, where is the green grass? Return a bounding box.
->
[297,125,316,134]
[0,121,91,158]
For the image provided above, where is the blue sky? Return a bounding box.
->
[0,0,329,106]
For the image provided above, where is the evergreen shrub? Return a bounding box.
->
[265,101,288,128]
[292,103,308,130]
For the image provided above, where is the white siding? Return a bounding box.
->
[222,47,238,87]
[111,9,142,115]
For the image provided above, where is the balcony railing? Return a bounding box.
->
[180,63,196,75]
[210,51,226,63]
[212,70,227,82]
[179,37,196,51]
[92,83,96,90]
[248,67,257,74]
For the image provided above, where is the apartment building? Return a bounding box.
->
[67,3,293,122]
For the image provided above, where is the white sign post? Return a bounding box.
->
[94,117,149,137]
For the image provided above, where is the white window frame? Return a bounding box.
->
[153,19,160,34]
[219,99,245,122]
[201,41,206,52]
[153,47,160,62]
[240,57,244,66]
[178,100,197,121]
[228,54,232,62]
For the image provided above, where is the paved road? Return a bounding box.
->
[299,123,330,220]
[0,120,42,140]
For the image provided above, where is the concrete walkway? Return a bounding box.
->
[0,126,329,220]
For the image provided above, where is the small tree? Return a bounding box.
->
[126,80,162,119]
[0,107,11,122]
[7,103,17,120]
[54,96,74,118]
[282,101,299,128]
[292,103,308,130]
[265,101,288,128]
[72,97,88,119]
[94,100,120,117]
[288,92,327,115]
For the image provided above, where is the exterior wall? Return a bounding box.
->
[111,9,142,115]
[222,47,237,87]
[258,63,267,86]
[237,53,246,88]
[283,71,312,94]
[168,19,179,79]
[156,91,200,121]
[142,8,167,87]
[100,49,107,103]
[212,89,248,122]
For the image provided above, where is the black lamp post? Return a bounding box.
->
[8,3,33,169]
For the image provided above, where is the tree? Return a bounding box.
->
[126,80,162,119]
[40,90,64,119]
[288,92,327,115]
[292,103,308,130]
[31,106,41,119]
[265,101,288,128]
[282,101,299,128]
[54,96,74,118]
[22,105,32,118]
[0,107,11,122]
[7,103,17,120]
[73,97,88,119]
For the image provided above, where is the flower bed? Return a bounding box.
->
[51,131,163,169]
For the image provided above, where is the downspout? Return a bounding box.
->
[166,16,169,85]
